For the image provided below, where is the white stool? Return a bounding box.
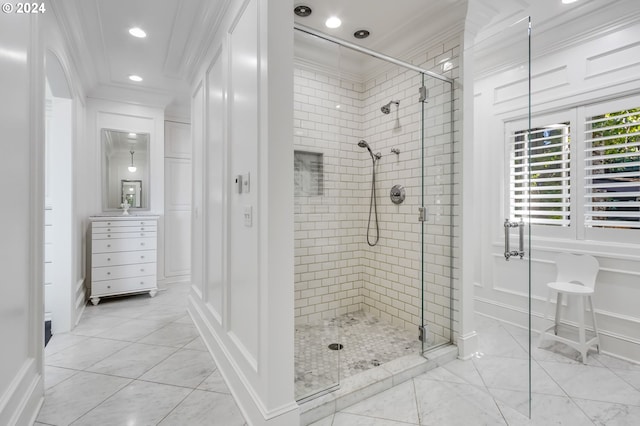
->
[538,253,600,364]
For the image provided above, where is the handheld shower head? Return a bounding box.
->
[381,100,399,114]
[358,140,382,162]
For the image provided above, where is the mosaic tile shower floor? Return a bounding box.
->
[295,310,423,400]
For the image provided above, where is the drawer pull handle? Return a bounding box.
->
[140,222,144,225]
[107,285,111,289]
[107,234,111,238]
[107,258,111,261]
[107,244,111,248]
[140,269,144,272]
[107,222,111,225]
[107,272,111,275]
[141,227,144,231]
[140,233,144,236]
[107,228,110,231]
[140,256,145,259]
[140,281,144,285]
[140,242,145,246]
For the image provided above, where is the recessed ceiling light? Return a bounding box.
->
[129,75,143,82]
[325,16,341,29]
[561,0,578,3]
[128,27,146,38]
[293,5,312,17]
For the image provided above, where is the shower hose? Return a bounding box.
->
[366,161,380,247]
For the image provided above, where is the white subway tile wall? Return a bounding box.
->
[294,36,460,346]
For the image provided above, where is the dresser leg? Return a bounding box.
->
[90,297,100,306]
[149,289,158,298]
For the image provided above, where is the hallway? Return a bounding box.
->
[37,283,246,426]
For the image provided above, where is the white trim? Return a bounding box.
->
[0,360,43,426]
[189,297,299,426]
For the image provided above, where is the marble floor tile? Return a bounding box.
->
[44,333,89,357]
[70,380,191,426]
[473,356,564,396]
[198,370,231,394]
[37,371,130,425]
[173,314,195,324]
[44,365,79,390]
[138,322,200,347]
[612,368,640,391]
[140,348,216,388]
[45,337,130,370]
[342,380,420,424]
[158,389,245,426]
[539,361,640,406]
[493,389,594,425]
[592,353,640,371]
[98,317,169,342]
[183,336,208,351]
[440,358,486,387]
[70,314,130,337]
[476,323,529,359]
[332,412,419,425]
[141,306,189,323]
[574,398,640,426]
[413,377,507,425]
[85,342,178,379]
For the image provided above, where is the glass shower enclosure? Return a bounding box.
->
[293,23,456,402]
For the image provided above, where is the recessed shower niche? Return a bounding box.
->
[293,25,457,403]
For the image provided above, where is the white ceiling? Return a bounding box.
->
[52,0,620,117]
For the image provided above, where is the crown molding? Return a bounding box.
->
[48,0,97,92]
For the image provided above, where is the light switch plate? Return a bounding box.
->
[244,205,252,227]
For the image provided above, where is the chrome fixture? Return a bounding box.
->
[128,150,137,173]
[390,185,405,204]
[353,29,370,39]
[419,86,428,103]
[358,140,381,160]
[391,148,400,155]
[294,5,312,17]
[381,100,399,114]
[504,218,525,260]
[358,140,381,246]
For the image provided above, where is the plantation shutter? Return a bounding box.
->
[509,123,571,225]
[584,108,640,229]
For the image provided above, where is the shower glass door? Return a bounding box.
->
[468,17,533,418]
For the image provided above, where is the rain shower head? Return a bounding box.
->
[381,100,399,114]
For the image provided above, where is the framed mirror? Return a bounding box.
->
[101,129,150,210]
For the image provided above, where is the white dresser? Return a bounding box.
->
[88,216,158,305]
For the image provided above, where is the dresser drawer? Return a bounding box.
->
[92,263,157,281]
[92,224,157,234]
[92,250,156,267]
[92,276,156,296]
[93,220,156,228]
[93,231,157,240]
[92,238,156,253]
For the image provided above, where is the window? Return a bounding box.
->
[294,151,323,196]
[584,108,640,229]
[509,123,571,226]
[507,99,640,241]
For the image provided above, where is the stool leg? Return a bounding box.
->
[578,295,587,364]
[588,295,600,354]
[554,292,563,335]
[539,288,552,348]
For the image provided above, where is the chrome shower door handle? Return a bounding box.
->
[504,218,525,261]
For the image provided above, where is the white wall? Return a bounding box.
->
[42,6,91,331]
[164,120,191,281]
[0,12,45,426]
[471,2,640,362]
[86,99,166,281]
[188,0,298,424]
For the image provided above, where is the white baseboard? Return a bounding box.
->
[0,359,43,426]
[188,295,300,426]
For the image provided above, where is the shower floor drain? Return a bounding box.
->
[328,343,344,351]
